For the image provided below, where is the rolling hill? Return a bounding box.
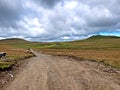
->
[0,35,120,50]
[0,38,30,44]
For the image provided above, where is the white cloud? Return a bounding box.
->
[18,16,46,37]
[65,1,78,9]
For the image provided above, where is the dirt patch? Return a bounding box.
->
[0,58,31,89]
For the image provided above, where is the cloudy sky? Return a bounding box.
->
[0,0,120,42]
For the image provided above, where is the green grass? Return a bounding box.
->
[0,60,14,69]
[1,35,120,50]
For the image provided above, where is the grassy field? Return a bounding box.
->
[0,45,33,69]
[0,35,120,69]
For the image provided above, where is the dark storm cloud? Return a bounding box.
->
[0,0,23,27]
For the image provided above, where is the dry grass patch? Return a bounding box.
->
[38,49,120,69]
[0,45,33,69]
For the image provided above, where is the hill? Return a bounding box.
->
[0,38,36,48]
[0,35,120,49]
[87,35,120,39]
[0,38,30,44]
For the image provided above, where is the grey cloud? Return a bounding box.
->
[0,0,23,27]
[87,17,118,27]
[78,0,120,28]
[33,0,61,8]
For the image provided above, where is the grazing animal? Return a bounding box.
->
[0,52,6,58]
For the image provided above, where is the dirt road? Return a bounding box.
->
[4,51,120,90]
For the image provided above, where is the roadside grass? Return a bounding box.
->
[0,45,33,70]
[38,49,120,69]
